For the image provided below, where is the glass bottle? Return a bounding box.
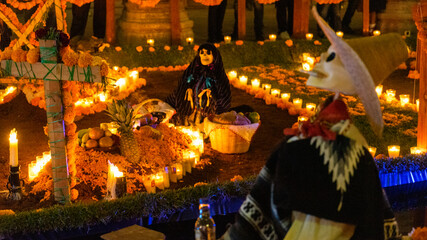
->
[195,198,216,240]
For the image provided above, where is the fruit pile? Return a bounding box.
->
[78,124,118,149]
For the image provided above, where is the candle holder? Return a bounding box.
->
[7,165,24,200]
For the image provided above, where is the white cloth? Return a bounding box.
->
[284,211,355,240]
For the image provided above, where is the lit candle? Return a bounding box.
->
[239,75,248,85]
[269,34,277,41]
[115,78,126,91]
[163,167,170,188]
[186,37,194,45]
[386,89,396,103]
[113,66,119,71]
[98,92,107,102]
[417,99,420,112]
[375,85,383,97]
[336,31,344,38]
[388,145,400,158]
[399,94,410,107]
[410,147,426,155]
[106,161,125,199]
[270,88,281,98]
[175,163,183,179]
[281,93,291,101]
[228,71,237,79]
[306,103,316,112]
[28,161,36,181]
[251,79,260,88]
[183,150,196,174]
[42,151,51,162]
[224,36,231,44]
[169,165,177,183]
[293,98,303,109]
[262,84,271,94]
[368,146,377,158]
[155,172,164,190]
[9,129,18,167]
[298,116,308,123]
[302,53,311,62]
[129,70,138,83]
[147,39,155,46]
[305,33,313,40]
[143,175,156,193]
[373,30,381,36]
[306,57,315,66]
[302,63,312,71]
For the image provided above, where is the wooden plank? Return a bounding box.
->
[54,0,64,31]
[0,11,33,50]
[170,0,181,45]
[362,0,369,36]
[1,60,103,83]
[43,79,70,203]
[106,0,116,43]
[418,41,427,149]
[292,0,309,39]
[237,0,245,39]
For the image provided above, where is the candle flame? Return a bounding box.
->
[5,86,16,95]
[99,93,107,102]
[9,129,17,143]
[302,63,312,71]
[116,78,126,87]
[108,160,123,178]
[375,85,383,97]
[29,152,51,181]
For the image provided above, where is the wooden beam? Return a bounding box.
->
[106,0,116,44]
[237,0,246,39]
[170,0,181,45]
[54,0,64,31]
[1,61,103,83]
[292,0,309,39]
[362,0,369,36]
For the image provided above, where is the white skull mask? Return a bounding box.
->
[306,46,357,95]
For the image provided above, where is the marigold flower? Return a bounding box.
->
[27,48,40,64]
[235,40,244,45]
[136,46,143,52]
[314,40,322,46]
[78,52,93,68]
[100,62,109,76]
[11,49,25,62]
[214,43,220,48]
[285,39,293,47]
[115,46,122,52]
[193,45,199,51]
[63,108,76,123]
[164,45,170,51]
[149,47,155,52]
[231,175,243,181]
[62,49,79,66]
[178,45,183,51]
[257,41,264,46]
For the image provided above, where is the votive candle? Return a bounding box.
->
[388,145,400,158]
[147,39,155,46]
[386,89,396,103]
[269,34,277,41]
[305,33,313,40]
[399,94,410,107]
[155,172,164,190]
[163,167,170,188]
[373,30,381,36]
[306,103,316,112]
[298,116,308,123]
[270,88,281,97]
[251,79,260,88]
[368,146,377,158]
[281,93,291,101]
[228,71,237,79]
[293,98,303,109]
[239,75,248,85]
[417,99,420,112]
[186,37,193,45]
[224,36,231,44]
[262,84,271,94]
[410,147,426,155]
[336,31,344,38]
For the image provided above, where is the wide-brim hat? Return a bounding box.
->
[311,6,408,136]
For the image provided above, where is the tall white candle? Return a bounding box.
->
[9,129,18,167]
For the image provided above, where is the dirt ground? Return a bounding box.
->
[0,69,298,212]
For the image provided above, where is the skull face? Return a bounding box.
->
[306,46,356,95]
[199,49,214,66]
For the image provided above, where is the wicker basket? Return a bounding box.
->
[205,118,260,154]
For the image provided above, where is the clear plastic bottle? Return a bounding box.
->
[195,198,216,240]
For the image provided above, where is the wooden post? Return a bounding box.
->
[170,0,182,45]
[292,0,309,39]
[413,2,427,149]
[362,0,369,36]
[237,0,246,39]
[44,80,70,204]
[106,0,116,44]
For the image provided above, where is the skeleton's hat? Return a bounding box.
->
[309,6,408,136]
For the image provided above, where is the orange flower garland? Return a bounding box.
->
[192,0,222,6]
[6,0,43,10]
[127,0,161,7]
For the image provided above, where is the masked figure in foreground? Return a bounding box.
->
[165,43,231,126]
[221,7,408,240]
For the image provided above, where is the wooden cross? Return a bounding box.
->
[0,60,102,204]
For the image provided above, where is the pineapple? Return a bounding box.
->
[106,100,142,164]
